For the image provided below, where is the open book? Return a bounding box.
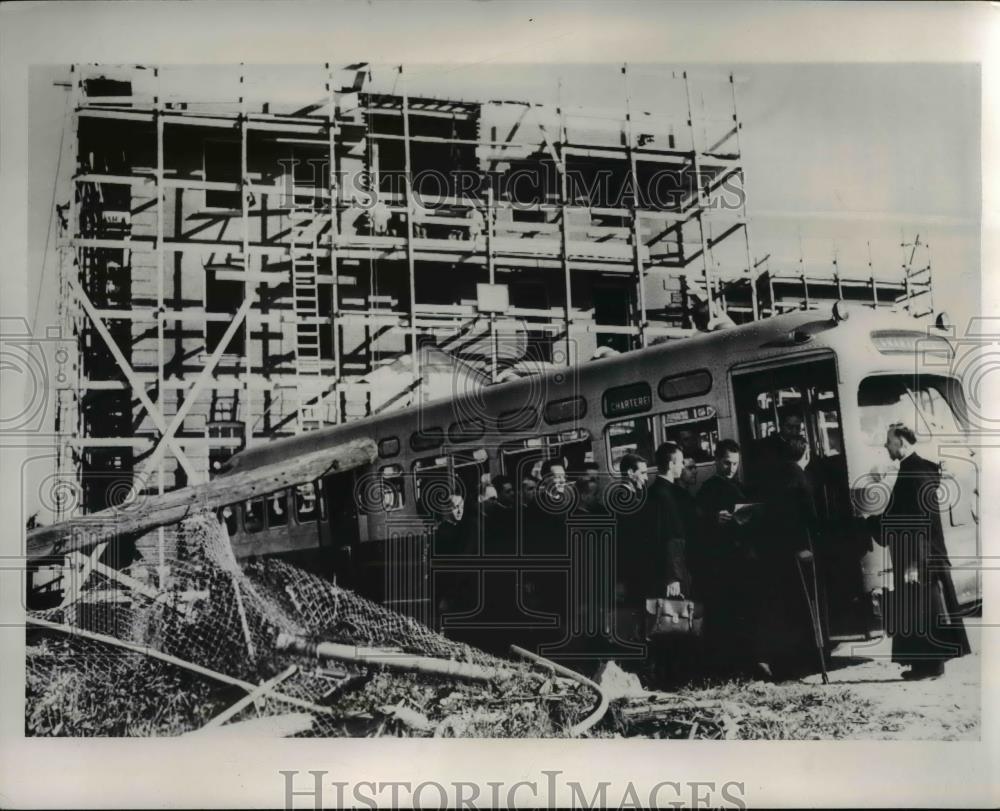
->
[733,503,762,523]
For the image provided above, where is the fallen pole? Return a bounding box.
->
[276,632,512,683]
[27,616,332,717]
[510,644,609,736]
[26,437,377,560]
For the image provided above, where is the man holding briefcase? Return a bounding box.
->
[639,441,700,686]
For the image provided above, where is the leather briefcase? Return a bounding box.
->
[644,597,705,639]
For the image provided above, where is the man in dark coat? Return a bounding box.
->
[695,438,755,675]
[612,453,649,645]
[523,457,573,623]
[752,435,823,681]
[750,406,805,483]
[433,493,478,628]
[640,442,696,685]
[644,442,693,600]
[613,454,649,603]
[873,423,971,680]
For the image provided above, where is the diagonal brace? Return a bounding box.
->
[68,276,201,483]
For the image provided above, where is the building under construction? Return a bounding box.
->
[54,63,933,515]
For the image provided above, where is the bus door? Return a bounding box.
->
[731,357,866,638]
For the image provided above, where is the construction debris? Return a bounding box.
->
[26,511,594,738]
[593,660,647,701]
[26,509,904,741]
[611,692,744,740]
[510,645,609,736]
[276,633,515,683]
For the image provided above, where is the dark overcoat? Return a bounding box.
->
[640,477,693,598]
[880,452,971,665]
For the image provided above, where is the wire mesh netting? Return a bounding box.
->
[26,512,595,738]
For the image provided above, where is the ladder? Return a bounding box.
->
[681,70,759,327]
[289,176,326,432]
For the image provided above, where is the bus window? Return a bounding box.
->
[748,387,806,441]
[544,396,587,425]
[811,386,843,457]
[267,491,288,527]
[658,369,712,402]
[856,374,966,473]
[378,436,400,459]
[502,429,592,481]
[660,405,719,463]
[244,498,264,533]
[378,464,405,512]
[605,416,654,472]
[414,456,451,517]
[413,451,486,518]
[295,482,318,522]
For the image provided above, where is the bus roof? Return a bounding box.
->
[220,304,938,476]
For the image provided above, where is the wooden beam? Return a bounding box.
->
[91,557,161,600]
[67,276,201,483]
[144,257,256,476]
[276,633,510,683]
[59,543,107,608]
[26,436,377,560]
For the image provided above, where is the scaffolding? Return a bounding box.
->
[55,63,930,513]
[745,235,934,318]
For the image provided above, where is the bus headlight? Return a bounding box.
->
[832,300,850,323]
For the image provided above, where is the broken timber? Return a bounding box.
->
[276,632,514,683]
[26,437,377,560]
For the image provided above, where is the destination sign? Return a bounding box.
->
[602,381,653,418]
[663,405,717,424]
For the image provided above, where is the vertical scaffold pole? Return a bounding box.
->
[154,66,166,581]
[622,63,648,348]
[400,66,420,388]
[684,71,716,322]
[729,72,759,321]
[557,78,572,367]
[326,63,342,424]
[486,186,498,382]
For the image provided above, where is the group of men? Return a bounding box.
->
[611,416,970,684]
[430,413,970,684]
[612,435,819,683]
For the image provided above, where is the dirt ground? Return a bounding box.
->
[641,622,982,740]
[795,622,982,740]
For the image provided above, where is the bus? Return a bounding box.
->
[217,303,980,656]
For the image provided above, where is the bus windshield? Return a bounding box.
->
[856,374,967,473]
